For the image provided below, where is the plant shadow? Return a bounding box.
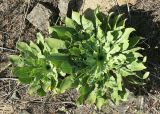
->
[109,5,160,96]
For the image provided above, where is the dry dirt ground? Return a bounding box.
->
[0,0,160,114]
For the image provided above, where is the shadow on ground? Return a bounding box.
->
[109,5,160,95]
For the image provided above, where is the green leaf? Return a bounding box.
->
[69,47,81,56]
[13,67,33,84]
[143,72,149,79]
[72,11,81,25]
[36,32,45,44]
[36,32,50,53]
[96,97,106,109]
[118,28,135,50]
[111,89,121,105]
[119,68,134,77]
[28,82,41,95]
[117,76,122,91]
[77,85,91,104]
[110,44,121,54]
[37,87,46,96]
[60,61,73,74]
[47,53,68,67]
[59,76,74,93]
[86,91,97,104]
[9,55,23,67]
[106,31,114,42]
[65,17,79,29]
[106,12,114,30]
[45,38,66,49]
[49,26,75,40]
[30,41,41,55]
[116,18,127,30]
[112,14,123,29]
[81,16,94,30]
[143,56,147,62]
[129,36,141,48]
[16,42,32,52]
[50,76,58,90]
[127,62,146,71]
[97,26,104,40]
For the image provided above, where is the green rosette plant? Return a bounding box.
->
[9,8,149,109]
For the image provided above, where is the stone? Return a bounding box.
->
[27,3,51,31]
[58,0,70,17]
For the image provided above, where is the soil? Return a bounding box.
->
[0,0,160,114]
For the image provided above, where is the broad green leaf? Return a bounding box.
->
[110,44,121,54]
[69,47,81,56]
[86,57,96,66]
[13,67,33,84]
[50,78,57,91]
[127,61,146,71]
[49,26,75,40]
[86,91,97,104]
[111,89,121,105]
[30,41,41,55]
[59,76,74,93]
[96,97,106,109]
[81,16,94,30]
[60,61,73,74]
[72,11,81,25]
[36,32,50,52]
[105,76,116,88]
[36,32,45,44]
[118,28,135,50]
[41,77,51,91]
[45,38,66,49]
[37,87,46,96]
[121,28,135,41]
[97,26,104,40]
[9,55,23,67]
[119,68,134,77]
[106,31,114,42]
[77,85,91,104]
[65,17,79,29]
[47,53,68,67]
[16,42,32,52]
[116,74,122,90]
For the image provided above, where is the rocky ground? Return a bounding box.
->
[0,0,160,114]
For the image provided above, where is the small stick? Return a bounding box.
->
[0,47,17,52]
[0,78,18,81]
[126,0,131,23]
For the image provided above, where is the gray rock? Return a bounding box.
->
[58,0,70,17]
[27,3,51,31]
